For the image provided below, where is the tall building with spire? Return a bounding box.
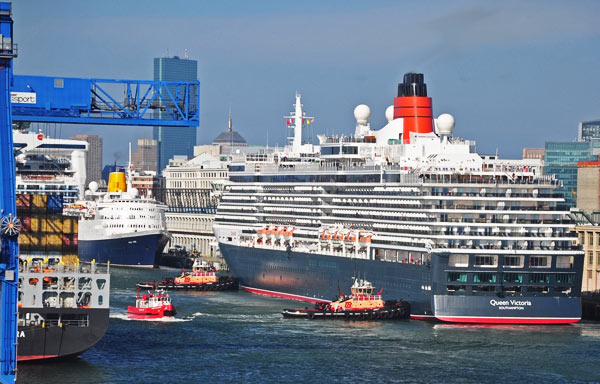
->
[153,55,198,172]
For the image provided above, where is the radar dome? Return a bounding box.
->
[88,181,98,193]
[436,113,455,135]
[385,105,394,122]
[354,104,371,125]
[129,187,139,197]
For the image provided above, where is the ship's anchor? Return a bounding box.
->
[0,213,21,237]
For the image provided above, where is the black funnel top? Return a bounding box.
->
[397,72,427,97]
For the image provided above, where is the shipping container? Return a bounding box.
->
[62,216,77,234]
[47,195,64,213]
[62,234,78,251]
[29,216,40,232]
[41,233,63,252]
[31,194,47,212]
[20,216,31,233]
[41,215,63,233]
[16,194,31,210]
[18,232,40,249]
[62,254,78,266]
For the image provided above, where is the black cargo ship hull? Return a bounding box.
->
[220,243,581,323]
[18,308,109,361]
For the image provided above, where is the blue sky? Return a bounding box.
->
[11,0,600,165]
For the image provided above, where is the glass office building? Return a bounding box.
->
[579,120,600,142]
[153,56,198,172]
[545,141,596,207]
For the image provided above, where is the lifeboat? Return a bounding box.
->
[358,233,373,243]
[282,278,410,320]
[127,289,176,319]
[284,227,295,237]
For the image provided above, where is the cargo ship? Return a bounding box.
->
[18,256,110,361]
[214,73,584,324]
[13,130,110,360]
[73,153,169,268]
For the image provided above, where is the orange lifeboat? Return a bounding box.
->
[359,234,372,243]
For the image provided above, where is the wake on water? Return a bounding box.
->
[110,311,204,322]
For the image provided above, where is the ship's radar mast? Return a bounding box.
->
[284,92,314,152]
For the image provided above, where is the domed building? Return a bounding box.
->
[212,115,247,149]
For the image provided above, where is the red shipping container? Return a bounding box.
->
[16,194,31,209]
[62,234,71,247]
[21,216,31,233]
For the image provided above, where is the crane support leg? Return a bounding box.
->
[0,2,18,383]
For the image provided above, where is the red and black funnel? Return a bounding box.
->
[393,73,433,144]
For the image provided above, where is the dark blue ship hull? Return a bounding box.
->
[79,232,169,268]
[220,243,435,317]
[220,243,581,323]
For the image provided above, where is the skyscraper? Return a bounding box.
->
[70,134,103,187]
[131,138,158,172]
[545,141,596,207]
[153,56,198,172]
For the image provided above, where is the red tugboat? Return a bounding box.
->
[282,278,410,320]
[127,289,176,320]
[137,259,239,291]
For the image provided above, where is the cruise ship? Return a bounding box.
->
[14,129,86,206]
[214,73,583,324]
[73,162,170,268]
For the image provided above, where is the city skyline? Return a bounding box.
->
[12,1,600,167]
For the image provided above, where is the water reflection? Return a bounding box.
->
[18,357,109,384]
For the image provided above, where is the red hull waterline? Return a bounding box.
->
[436,316,581,325]
[18,355,59,361]
[242,286,580,324]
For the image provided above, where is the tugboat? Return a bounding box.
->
[127,289,176,320]
[136,258,238,291]
[282,278,410,320]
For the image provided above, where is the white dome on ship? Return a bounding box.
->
[88,181,98,193]
[436,113,455,135]
[354,104,371,125]
[385,105,394,122]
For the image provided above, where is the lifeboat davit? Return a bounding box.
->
[127,289,176,319]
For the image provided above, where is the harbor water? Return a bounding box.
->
[18,267,600,383]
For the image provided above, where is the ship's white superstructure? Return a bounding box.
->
[13,130,88,204]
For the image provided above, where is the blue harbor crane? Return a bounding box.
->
[0,3,199,381]
[0,3,19,382]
